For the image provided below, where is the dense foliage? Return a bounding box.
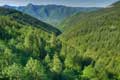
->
[0,1,120,80]
[59,1,120,80]
[0,7,61,35]
[0,15,94,80]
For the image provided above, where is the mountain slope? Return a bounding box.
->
[0,7,62,80]
[59,1,120,80]
[0,7,61,35]
[0,1,120,80]
[5,4,99,26]
[59,12,94,31]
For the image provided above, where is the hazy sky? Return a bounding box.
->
[0,0,119,7]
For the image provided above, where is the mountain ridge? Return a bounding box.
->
[3,4,100,27]
[0,1,120,80]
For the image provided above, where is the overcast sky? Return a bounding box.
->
[0,0,119,7]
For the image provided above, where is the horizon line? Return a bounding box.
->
[1,3,108,8]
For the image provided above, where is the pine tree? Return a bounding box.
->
[24,58,48,80]
[2,63,24,80]
[51,54,62,74]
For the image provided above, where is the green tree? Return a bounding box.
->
[50,32,56,47]
[24,58,48,80]
[2,63,24,80]
[44,54,51,64]
[82,65,96,80]
[0,48,16,70]
[51,54,62,74]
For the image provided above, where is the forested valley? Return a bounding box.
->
[0,1,120,80]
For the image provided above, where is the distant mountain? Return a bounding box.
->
[0,1,120,80]
[4,4,99,27]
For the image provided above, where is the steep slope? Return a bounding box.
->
[0,7,61,35]
[59,12,93,31]
[0,7,101,80]
[0,1,120,80]
[59,1,120,80]
[0,7,62,80]
[4,4,99,26]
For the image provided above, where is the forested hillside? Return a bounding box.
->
[0,7,62,80]
[59,1,120,80]
[0,7,61,35]
[0,1,120,80]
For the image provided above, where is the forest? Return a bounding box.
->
[0,1,120,80]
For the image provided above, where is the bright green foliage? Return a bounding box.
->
[59,1,120,80]
[82,65,96,79]
[2,63,24,80]
[0,48,16,71]
[44,54,51,65]
[0,7,60,80]
[24,58,48,80]
[51,54,62,74]
[0,1,120,80]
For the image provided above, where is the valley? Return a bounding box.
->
[4,4,99,27]
[0,1,120,80]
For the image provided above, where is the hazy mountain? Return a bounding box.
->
[4,4,99,27]
[0,1,120,80]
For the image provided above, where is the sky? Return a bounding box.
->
[0,0,119,7]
